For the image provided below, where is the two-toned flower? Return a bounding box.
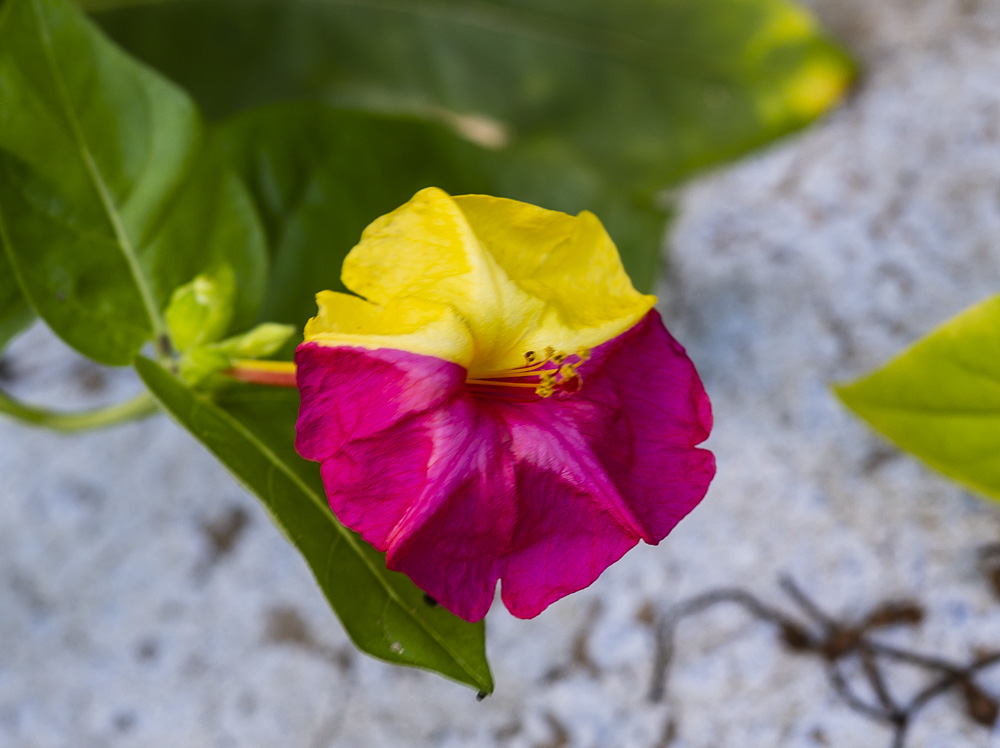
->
[293,188,715,621]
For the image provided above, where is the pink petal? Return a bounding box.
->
[294,310,714,622]
[296,343,515,620]
[499,462,640,618]
[295,344,461,550]
[490,311,714,616]
[532,310,715,545]
[384,403,516,622]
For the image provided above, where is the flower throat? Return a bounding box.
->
[465,347,590,401]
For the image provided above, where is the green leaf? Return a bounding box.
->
[836,294,1000,502]
[216,105,492,328]
[0,228,155,433]
[166,264,236,352]
[0,0,266,365]
[94,0,855,194]
[0,245,34,349]
[211,322,295,359]
[134,356,494,693]
[175,347,232,388]
[177,323,295,386]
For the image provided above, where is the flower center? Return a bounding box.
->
[465,347,590,401]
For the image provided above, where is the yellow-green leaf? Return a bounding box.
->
[837,294,1000,501]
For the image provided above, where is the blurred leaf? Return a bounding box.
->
[176,347,231,387]
[216,105,489,328]
[0,0,267,366]
[93,0,855,195]
[166,264,236,352]
[0,247,34,349]
[135,356,494,692]
[211,322,294,358]
[837,295,1000,502]
[178,322,295,385]
[0,227,154,434]
[217,103,664,336]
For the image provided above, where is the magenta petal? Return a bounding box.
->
[295,344,461,550]
[295,343,515,621]
[315,417,432,551]
[385,404,516,622]
[294,310,714,622]
[295,344,460,460]
[547,310,716,543]
[493,311,714,617]
[499,463,640,618]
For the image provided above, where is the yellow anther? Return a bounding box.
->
[468,346,591,400]
[535,370,557,397]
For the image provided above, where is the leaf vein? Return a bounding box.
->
[29,0,165,340]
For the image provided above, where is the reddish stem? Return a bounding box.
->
[224,363,298,388]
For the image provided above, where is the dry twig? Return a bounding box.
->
[650,576,999,748]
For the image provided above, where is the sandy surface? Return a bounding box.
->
[3,1,1000,746]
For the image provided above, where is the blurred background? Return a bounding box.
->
[2,0,1000,746]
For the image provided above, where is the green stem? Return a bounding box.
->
[0,388,159,431]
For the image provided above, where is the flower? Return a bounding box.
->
[294,187,714,622]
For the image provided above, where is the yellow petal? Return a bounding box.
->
[453,194,655,353]
[304,290,473,364]
[305,187,655,373]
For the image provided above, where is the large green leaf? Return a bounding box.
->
[93,0,854,195]
[837,294,1000,502]
[0,217,156,433]
[0,246,34,349]
[134,356,494,692]
[217,103,665,330]
[216,105,490,329]
[0,0,267,365]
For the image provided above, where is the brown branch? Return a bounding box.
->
[649,577,1000,748]
[648,588,804,702]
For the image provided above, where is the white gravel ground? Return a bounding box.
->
[3,1,1000,746]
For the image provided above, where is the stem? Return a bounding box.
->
[225,359,298,388]
[0,388,159,432]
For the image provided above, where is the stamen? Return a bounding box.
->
[465,380,538,389]
[469,359,548,379]
[465,347,590,401]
